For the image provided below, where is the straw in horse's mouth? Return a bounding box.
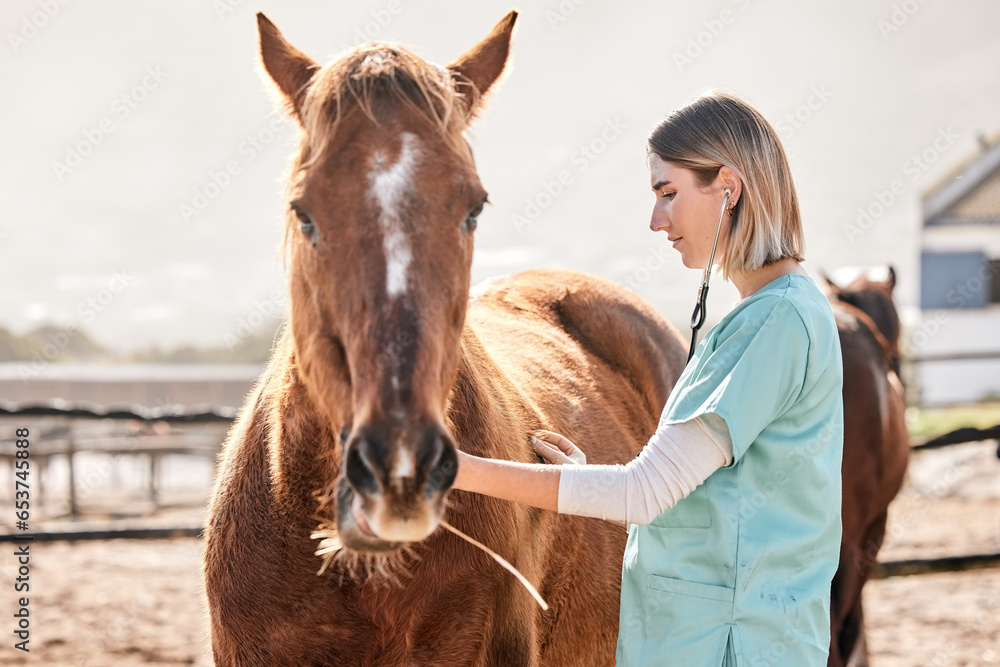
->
[439,521,548,611]
[310,492,546,609]
[312,520,547,610]
[312,528,344,575]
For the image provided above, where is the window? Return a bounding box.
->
[991,259,1000,304]
[921,251,990,309]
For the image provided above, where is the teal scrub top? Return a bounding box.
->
[615,273,844,666]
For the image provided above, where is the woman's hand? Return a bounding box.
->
[530,430,587,465]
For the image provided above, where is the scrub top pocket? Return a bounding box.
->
[638,574,738,665]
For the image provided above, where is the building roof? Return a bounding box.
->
[924,133,1000,226]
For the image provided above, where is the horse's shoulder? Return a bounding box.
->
[480,268,686,412]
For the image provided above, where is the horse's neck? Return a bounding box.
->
[266,327,342,479]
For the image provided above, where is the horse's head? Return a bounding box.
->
[824,266,902,374]
[258,12,516,552]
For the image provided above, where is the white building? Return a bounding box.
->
[912,135,1000,406]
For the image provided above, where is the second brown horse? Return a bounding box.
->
[826,268,910,667]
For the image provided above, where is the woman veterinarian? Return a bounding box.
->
[453,92,844,666]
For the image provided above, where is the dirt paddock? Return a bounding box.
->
[0,441,997,666]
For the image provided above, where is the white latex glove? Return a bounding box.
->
[530,429,587,465]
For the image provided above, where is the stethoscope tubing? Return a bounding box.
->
[687,188,731,362]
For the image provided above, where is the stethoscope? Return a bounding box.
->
[687,188,731,362]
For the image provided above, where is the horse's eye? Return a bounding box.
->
[463,203,484,233]
[292,204,318,246]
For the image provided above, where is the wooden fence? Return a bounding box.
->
[0,400,998,579]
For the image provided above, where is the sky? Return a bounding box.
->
[1,0,998,354]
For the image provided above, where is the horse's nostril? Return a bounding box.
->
[345,438,380,495]
[422,431,458,494]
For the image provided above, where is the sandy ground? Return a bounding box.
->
[0,538,212,666]
[0,441,997,666]
[860,439,1000,667]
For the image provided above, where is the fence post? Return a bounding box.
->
[66,418,77,520]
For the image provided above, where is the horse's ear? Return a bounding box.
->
[446,11,518,118]
[885,266,896,291]
[257,13,319,120]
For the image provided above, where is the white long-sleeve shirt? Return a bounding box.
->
[556,414,733,525]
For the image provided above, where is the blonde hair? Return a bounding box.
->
[647,92,804,278]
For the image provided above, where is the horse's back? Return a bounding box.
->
[466,268,687,461]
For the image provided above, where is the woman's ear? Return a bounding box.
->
[717,165,743,207]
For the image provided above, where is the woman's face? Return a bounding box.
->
[648,155,732,270]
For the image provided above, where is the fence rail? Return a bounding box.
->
[0,400,236,423]
[0,525,203,542]
[872,551,1000,579]
[908,351,1000,362]
[912,424,1000,452]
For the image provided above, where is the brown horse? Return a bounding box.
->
[202,11,688,666]
[824,268,910,667]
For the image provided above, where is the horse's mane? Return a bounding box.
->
[301,43,472,161]
[277,43,474,261]
[833,302,893,373]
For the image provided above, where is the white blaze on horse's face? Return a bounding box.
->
[369,132,421,298]
[392,448,415,480]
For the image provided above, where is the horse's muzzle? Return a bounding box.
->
[340,420,457,547]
